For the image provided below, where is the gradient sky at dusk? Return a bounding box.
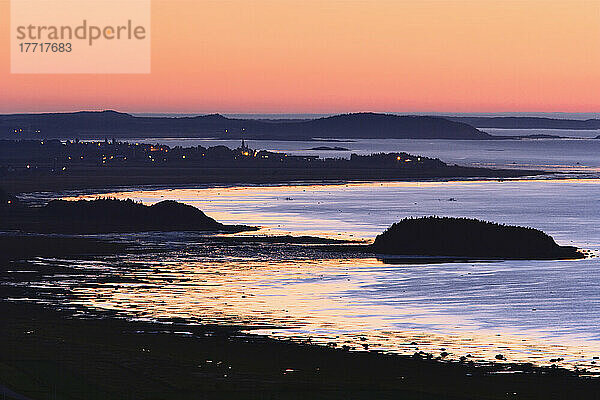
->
[1,0,599,113]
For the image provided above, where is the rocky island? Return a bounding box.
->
[368,217,584,260]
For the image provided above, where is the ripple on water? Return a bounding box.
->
[9,178,600,372]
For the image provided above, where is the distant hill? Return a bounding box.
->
[0,111,491,140]
[272,113,491,140]
[447,116,600,130]
[369,217,583,260]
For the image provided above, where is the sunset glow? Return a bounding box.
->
[1,0,599,113]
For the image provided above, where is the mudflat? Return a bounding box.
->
[1,300,599,400]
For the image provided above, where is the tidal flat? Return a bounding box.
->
[1,300,599,400]
[2,178,600,398]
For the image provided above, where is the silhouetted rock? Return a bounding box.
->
[1,197,255,234]
[369,217,583,260]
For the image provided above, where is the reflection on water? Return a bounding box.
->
[14,246,600,373]
[66,178,600,244]
[15,179,600,372]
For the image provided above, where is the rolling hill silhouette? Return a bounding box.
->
[0,111,490,140]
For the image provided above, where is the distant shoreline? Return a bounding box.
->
[2,112,599,142]
[2,167,546,195]
[0,138,550,194]
[16,176,591,211]
[5,132,598,141]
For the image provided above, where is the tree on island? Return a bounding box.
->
[0,196,255,234]
[369,216,583,260]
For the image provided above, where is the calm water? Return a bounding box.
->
[484,128,600,139]
[129,136,600,175]
[22,178,594,372]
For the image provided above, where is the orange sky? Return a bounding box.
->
[1,0,599,113]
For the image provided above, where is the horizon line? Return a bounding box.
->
[1,109,600,119]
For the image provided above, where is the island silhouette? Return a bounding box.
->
[369,217,583,260]
[307,146,350,151]
[448,116,600,130]
[0,196,255,234]
[2,191,584,261]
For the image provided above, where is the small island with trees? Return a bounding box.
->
[368,217,584,260]
[0,194,255,234]
[2,191,585,262]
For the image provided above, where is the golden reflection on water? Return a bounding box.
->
[70,256,600,373]
[63,178,600,373]
[65,178,600,241]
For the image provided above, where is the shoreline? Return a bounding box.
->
[1,300,599,400]
[4,170,562,197]
[10,176,594,213]
[2,172,598,398]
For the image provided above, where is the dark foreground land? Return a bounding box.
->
[1,300,599,400]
